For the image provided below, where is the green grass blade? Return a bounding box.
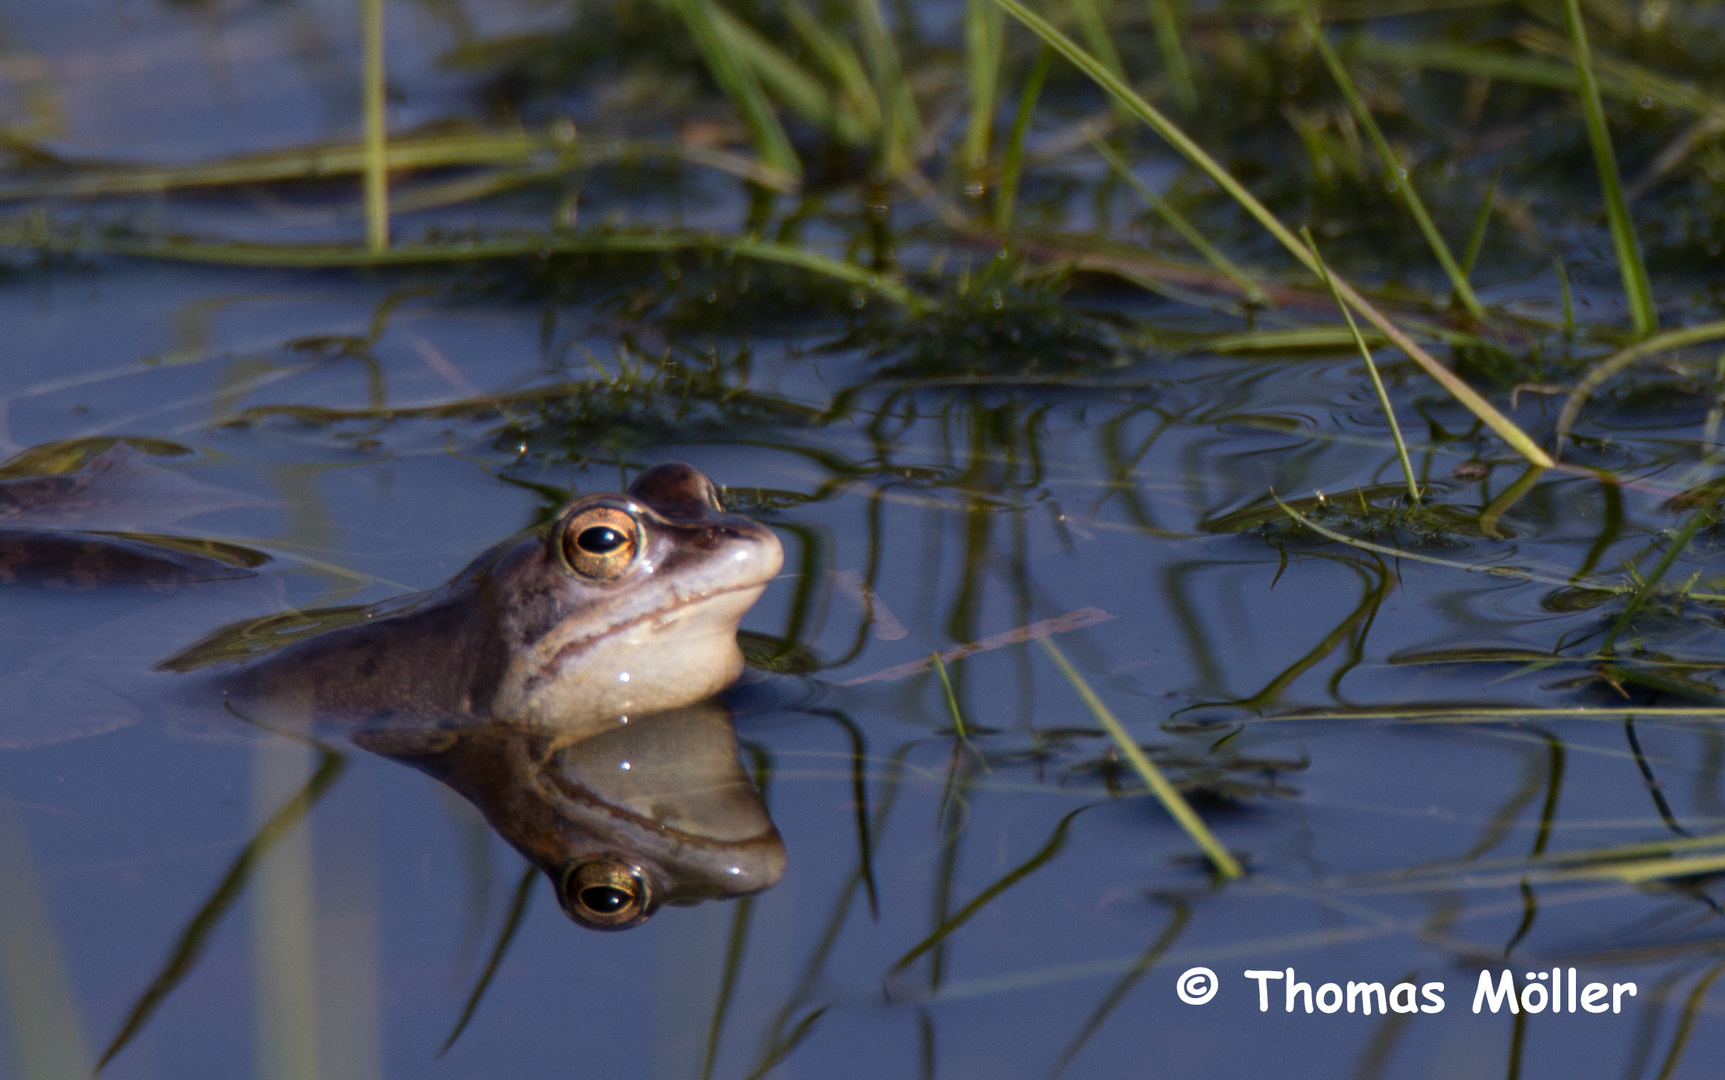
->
[1306,16,1485,323]
[1353,39,1582,94]
[988,0,1553,468]
[1555,320,1725,451]
[669,0,803,184]
[438,864,536,1057]
[962,0,1006,183]
[0,131,796,201]
[1066,0,1127,86]
[932,652,972,742]
[97,749,345,1073]
[1146,0,1197,113]
[1603,507,1717,653]
[786,4,882,135]
[995,48,1051,232]
[711,6,871,146]
[1094,139,1264,304]
[1038,638,1243,879]
[1478,463,1546,539]
[1460,171,1499,281]
[1562,0,1655,337]
[1302,227,1419,504]
[1555,258,1575,335]
[361,0,389,252]
[853,0,920,176]
[1517,24,1725,117]
[47,229,917,307]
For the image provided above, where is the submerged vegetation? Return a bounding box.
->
[12,1,1725,1078]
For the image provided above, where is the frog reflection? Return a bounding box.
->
[355,700,785,929]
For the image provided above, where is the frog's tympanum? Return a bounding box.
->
[214,461,788,929]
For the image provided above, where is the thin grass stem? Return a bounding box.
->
[1038,638,1242,879]
[701,896,757,1080]
[963,0,1006,185]
[1555,258,1575,336]
[1045,902,1190,1078]
[1145,0,1196,114]
[1307,16,1485,323]
[40,230,918,307]
[97,749,346,1072]
[1094,140,1264,304]
[1461,171,1499,281]
[786,4,882,135]
[854,0,920,177]
[437,865,536,1057]
[932,652,971,742]
[671,0,802,184]
[361,0,389,252]
[1066,0,1126,85]
[1653,959,1725,1080]
[1478,463,1546,539]
[1562,0,1656,337]
[891,805,1092,974]
[1555,320,1725,451]
[988,0,1553,467]
[995,48,1051,232]
[1603,506,1718,652]
[713,7,871,146]
[1301,228,1418,503]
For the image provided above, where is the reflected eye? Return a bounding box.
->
[560,860,651,929]
[560,507,640,581]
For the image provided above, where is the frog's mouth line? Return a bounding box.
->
[546,578,772,669]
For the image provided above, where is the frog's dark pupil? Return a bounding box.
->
[578,526,626,554]
[581,885,631,914]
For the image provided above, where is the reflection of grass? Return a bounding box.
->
[98,747,345,1073]
[1040,638,1242,879]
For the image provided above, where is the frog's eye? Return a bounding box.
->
[561,507,640,581]
[559,860,652,929]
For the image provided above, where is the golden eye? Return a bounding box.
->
[561,507,640,581]
[560,860,651,929]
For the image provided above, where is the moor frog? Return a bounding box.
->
[0,447,788,930]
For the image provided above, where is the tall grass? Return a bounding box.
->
[1562,0,1657,337]
[361,0,389,252]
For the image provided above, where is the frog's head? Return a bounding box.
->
[479,463,783,728]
